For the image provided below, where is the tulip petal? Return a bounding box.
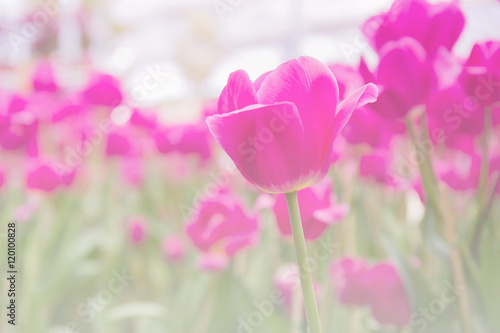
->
[257,56,339,177]
[218,70,257,114]
[207,102,305,193]
[333,83,378,140]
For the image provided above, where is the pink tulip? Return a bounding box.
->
[440,152,481,191]
[0,167,5,189]
[274,264,321,311]
[26,163,61,192]
[359,152,394,185]
[32,61,58,92]
[130,109,158,130]
[128,217,147,244]
[330,63,400,148]
[370,37,437,119]
[162,235,185,262]
[0,95,38,154]
[459,41,500,109]
[207,56,378,193]
[154,123,212,161]
[120,156,143,186]
[82,73,123,107]
[362,263,411,327]
[331,257,369,306]
[105,131,132,156]
[362,0,465,57]
[186,191,258,268]
[272,178,349,240]
[331,258,411,327]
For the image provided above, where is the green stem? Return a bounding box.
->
[285,191,323,333]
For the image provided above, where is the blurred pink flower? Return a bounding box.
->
[370,37,437,119]
[460,41,500,109]
[272,178,349,240]
[106,131,132,156]
[155,123,212,161]
[207,56,378,193]
[82,73,123,107]
[362,0,465,57]
[363,263,411,327]
[331,258,411,327]
[26,163,61,192]
[0,167,5,189]
[128,217,147,245]
[32,61,58,92]
[331,257,369,306]
[162,235,185,262]
[186,191,259,269]
[274,264,320,312]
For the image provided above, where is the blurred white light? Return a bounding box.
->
[112,47,136,70]
[111,105,132,126]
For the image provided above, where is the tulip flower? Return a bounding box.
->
[0,167,5,189]
[32,61,58,92]
[128,217,147,245]
[362,0,465,57]
[155,123,212,161]
[331,258,411,327]
[272,178,349,240]
[162,235,185,262]
[362,263,411,327]
[207,56,377,194]
[330,257,369,306]
[82,73,123,107]
[26,163,61,192]
[185,191,258,270]
[207,56,377,332]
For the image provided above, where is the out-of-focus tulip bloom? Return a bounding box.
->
[362,263,411,327]
[360,153,394,185]
[26,163,61,192]
[207,56,378,193]
[105,131,132,156]
[0,167,5,189]
[274,264,320,311]
[130,109,158,130]
[459,41,500,108]
[331,258,411,327]
[32,61,58,92]
[370,37,437,119]
[162,235,185,262]
[331,258,369,306]
[330,63,401,148]
[154,123,212,161]
[0,95,38,154]
[82,73,123,107]
[120,157,143,186]
[272,179,349,240]
[128,217,147,244]
[362,0,465,57]
[440,153,481,191]
[186,191,258,269]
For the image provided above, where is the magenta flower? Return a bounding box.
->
[32,61,58,92]
[26,163,61,192]
[105,131,132,156]
[370,37,437,119]
[82,73,123,107]
[128,217,147,245]
[155,123,212,161]
[0,167,5,189]
[207,56,377,193]
[362,0,465,57]
[331,258,411,327]
[330,257,369,306]
[272,179,349,240]
[186,191,259,268]
[459,40,500,108]
[362,263,411,327]
[162,235,185,262]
